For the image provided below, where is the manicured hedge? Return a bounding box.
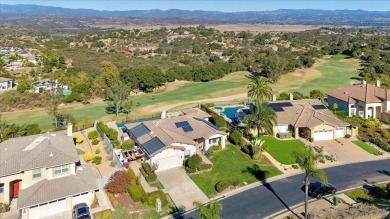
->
[276,132,292,139]
[141,163,157,182]
[211,115,226,128]
[127,183,147,203]
[370,137,390,152]
[146,190,168,207]
[185,166,196,173]
[97,122,118,141]
[215,178,240,193]
[187,154,202,169]
[122,139,135,150]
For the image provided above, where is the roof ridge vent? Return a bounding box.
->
[49,151,54,157]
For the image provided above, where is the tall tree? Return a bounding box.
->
[247,76,273,103]
[46,94,62,128]
[104,82,131,120]
[292,147,327,219]
[193,201,223,219]
[93,61,120,96]
[243,101,277,137]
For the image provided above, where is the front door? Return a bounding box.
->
[10,180,21,198]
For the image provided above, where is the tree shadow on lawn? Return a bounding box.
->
[244,164,302,219]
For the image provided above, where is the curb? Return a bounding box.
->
[265,180,390,219]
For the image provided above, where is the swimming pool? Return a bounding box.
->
[117,117,160,131]
[223,106,244,120]
[62,90,71,96]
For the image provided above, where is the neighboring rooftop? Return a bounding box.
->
[32,79,57,87]
[17,165,98,208]
[0,77,12,83]
[327,83,390,103]
[0,132,79,177]
[270,99,349,128]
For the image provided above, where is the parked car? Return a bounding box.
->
[308,181,337,199]
[72,203,91,219]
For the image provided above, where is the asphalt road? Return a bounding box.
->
[181,159,390,219]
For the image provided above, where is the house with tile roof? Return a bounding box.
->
[0,130,98,219]
[327,80,390,121]
[125,108,227,172]
[269,98,354,141]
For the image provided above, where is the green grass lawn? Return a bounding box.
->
[190,144,282,197]
[345,184,389,206]
[352,140,380,155]
[263,136,306,165]
[290,54,360,94]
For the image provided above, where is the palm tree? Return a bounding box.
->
[292,147,327,219]
[243,101,277,137]
[193,201,223,219]
[247,75,273,103]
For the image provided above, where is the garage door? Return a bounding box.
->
[313,130,334,141]
[72,192,90,206]
[29,198,67,219]
[334,128,345,138]
[154,155,182,172]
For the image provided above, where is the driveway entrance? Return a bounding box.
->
[156,168,208,212]
[315,138,377,163]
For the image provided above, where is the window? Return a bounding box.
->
[32,168,41,179]
[53,164,70,175]
[358,111,364,117]
[350,108,356,116]
[184,150,191,159]
[0,184,4,194]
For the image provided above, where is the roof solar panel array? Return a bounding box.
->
[312,105,327,110]
[130,124,150,138]
[175,121,190,128]
[142,137,165,155]
[269,102,293,108]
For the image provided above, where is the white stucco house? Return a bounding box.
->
[125,108,227,172]
[0,130,98,219]
[327,80,390,121]
[0,77,13,91]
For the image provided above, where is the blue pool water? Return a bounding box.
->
[117,117,160,131]
[214,106,223,111]
[62,90,71,96]
[223,106,244,120]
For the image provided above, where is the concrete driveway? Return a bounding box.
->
[315,138,377,163]
[156,168,208,212]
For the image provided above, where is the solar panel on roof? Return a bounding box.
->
[130,124,150,138]
[269,102,293,108]
[312,105,327,110]
[182,126,194,132]
[273,107,284,112]
[142,137,165,155]
[175,121,190,128]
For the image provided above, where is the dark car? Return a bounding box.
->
[308,181,337,199]
[72,203,91,219]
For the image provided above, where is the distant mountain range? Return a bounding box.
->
[1,4,389,26]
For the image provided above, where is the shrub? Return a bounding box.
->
[372,132,381,139]
[240,144,252,156]
[362,138,368,142]
[83,152,93,162]
[0,203,10,213]
[106,171,133,194]
[111,139,121,148]
[203,103,215,108]
[344,134,351,138]
[142,163,153,174]
[121,139,135,150]
[75,136,84,143]
[292,164,299,169]
[210,145,222,151]
[127,169,137,185]
[92,156,102,165]
[127,183,147,203]
[211,115,226,128]
[97,122,118,141]
[381,129,390,139]
[187,154,202,169]
[141,163,157,182]
[102,210,111,219]
[205,148,214,157]
[276,132,292,139]
[139,167,147,177]
[215,178,240,192]
[145,174,157,183]
[88,130,99,139]
[185,166,196,173]
[387,183,390,198]
[92,139,99,145]
[95,148,101,154]
[198,163,212,171]
[146,190,168,207]
[229,129,243,145]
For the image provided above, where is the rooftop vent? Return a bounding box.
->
[49,152,54,157]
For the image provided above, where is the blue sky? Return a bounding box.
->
[2,0,389,12]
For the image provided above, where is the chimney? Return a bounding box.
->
[362,80,367,85]
[375,80,380,87]
[272,94,276,101]
[289,93,294,101]
[161,110,166,119]
[67,123,73,137]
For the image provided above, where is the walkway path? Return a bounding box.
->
[150,93,247,113]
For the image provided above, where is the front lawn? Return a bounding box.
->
[263,136,306,165]
[352,140,380,155]
[190,144,282,197]
[345,184,389,207]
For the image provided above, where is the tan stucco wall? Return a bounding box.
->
[312,124,336,132]
[150,148,185,167]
